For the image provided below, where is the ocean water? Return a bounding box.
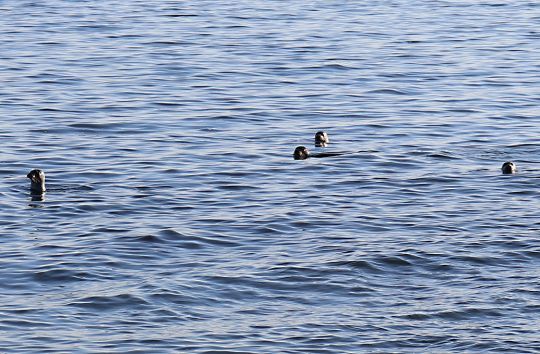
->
[1,0,540,352]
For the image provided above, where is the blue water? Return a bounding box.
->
[1,0,540,352]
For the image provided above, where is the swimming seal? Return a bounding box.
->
[294,146,310,160]
[315,131,329,147]
[27,169,46,193]
[293,146,344,160]
[501,161,517,175]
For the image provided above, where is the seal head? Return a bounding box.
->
[293,146,310,160]
[501,161,517,175]
[27,169,46,193]
[315,131,329,147]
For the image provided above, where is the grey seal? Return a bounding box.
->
[501,161,517,175]
[293,146,344,160]
[27,169,46,193]
[294,146,310,160]
[315,131,329,147]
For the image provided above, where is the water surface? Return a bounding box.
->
[1,0,540,352]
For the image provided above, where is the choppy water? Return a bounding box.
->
[1,0,540,352]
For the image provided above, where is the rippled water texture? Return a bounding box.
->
[1,0,540,352]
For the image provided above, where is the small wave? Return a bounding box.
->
[33,268,90,283]
[164,13,199,18]
[365,89,409,95]
[134,234,164,243]
[435,307,503,320]
[0,319,50,328]
[70,294,149,311]
[374,255,413,267]
[329,260,382,272]
[158,229,240,247]
[427,152,460,160]
[69,122,125,129]
[449,255,507,266]
[216,184,261,191]
[318,63,355,70]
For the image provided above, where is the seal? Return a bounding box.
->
[315,131,329,147]
[293,146,344,160]
[501,161,517,175]
[294,146,310,160]
[27,169,46,193]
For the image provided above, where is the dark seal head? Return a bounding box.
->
[315,131,329,147]
[293,146,310,160]
[501,161,517,175]
[27,169,46,193]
